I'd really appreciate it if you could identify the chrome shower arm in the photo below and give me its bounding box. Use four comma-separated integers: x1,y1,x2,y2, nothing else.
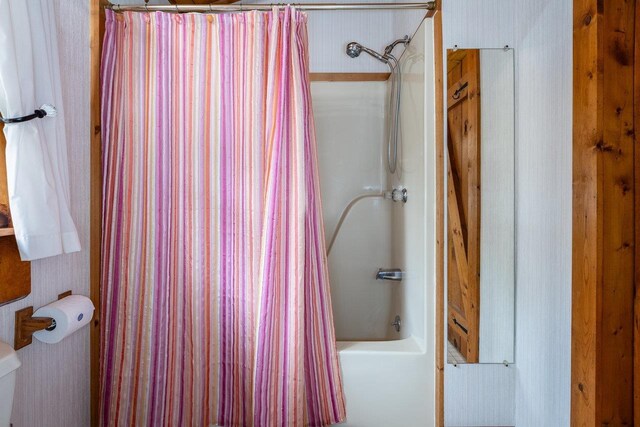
384,35,411,56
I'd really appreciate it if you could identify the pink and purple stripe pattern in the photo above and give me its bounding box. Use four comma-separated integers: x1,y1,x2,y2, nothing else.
100,8,346,426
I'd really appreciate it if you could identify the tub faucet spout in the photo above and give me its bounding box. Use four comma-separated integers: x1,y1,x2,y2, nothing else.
376,268,403,281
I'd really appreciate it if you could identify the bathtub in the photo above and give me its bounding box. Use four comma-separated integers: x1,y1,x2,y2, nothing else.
312,18,436,427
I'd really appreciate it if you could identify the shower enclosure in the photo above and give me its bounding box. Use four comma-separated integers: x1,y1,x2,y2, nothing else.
312,18,437,426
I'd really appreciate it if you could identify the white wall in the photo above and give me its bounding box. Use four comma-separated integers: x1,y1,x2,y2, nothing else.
478,49,515,364
442,0,572,426
313,81,401,341
513,0,572,425
116,0,426,73
0,1,91,426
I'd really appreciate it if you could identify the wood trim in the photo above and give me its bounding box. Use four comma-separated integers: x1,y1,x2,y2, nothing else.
14,307,54,350
433,4,445,426
0,228,14,237
571,0,636,424
599,1,635,420
309,72,390,82
635,2,640,424
90,1,106,426
571,0,602,423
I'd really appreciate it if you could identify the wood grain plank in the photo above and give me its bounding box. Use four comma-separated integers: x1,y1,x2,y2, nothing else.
446,142,470,295
463,50,481,365
572,0,636,424
0,228,15,237
571,0,603,424
446,50,467,73
599,0,635,422
0,236,30,307
444,49,480,364
635,2,640,424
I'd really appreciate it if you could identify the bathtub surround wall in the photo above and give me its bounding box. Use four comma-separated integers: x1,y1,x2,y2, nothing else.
330,19,437,426
0,1,91,426
391,28,432,346
442,0,572,426
313,81,401,341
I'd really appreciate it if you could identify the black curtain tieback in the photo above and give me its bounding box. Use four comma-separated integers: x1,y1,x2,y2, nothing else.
0,104,57,124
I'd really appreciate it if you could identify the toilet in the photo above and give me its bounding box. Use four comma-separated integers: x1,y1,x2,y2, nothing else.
0,341,20,427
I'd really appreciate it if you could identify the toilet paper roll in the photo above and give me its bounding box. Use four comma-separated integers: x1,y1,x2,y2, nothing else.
32,295,95,344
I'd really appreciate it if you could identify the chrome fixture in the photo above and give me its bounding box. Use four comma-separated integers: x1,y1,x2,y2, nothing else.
109,2,437,12
387,187,408,203
376,268,404,281
346,42,390,64
391,315,401,333
345,36,410,174
384,35,411,56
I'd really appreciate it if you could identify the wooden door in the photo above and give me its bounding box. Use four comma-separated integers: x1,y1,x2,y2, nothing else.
446,50,480,363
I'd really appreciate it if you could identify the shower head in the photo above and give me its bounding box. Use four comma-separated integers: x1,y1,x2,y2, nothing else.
346,42,389,64
346,42,362,58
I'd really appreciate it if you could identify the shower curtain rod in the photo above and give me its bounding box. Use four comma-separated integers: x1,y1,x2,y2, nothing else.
107,2,436,12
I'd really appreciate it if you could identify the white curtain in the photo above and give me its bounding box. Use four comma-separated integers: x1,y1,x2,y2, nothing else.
0,0,80,260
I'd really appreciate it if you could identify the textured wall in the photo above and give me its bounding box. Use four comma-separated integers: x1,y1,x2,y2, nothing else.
478,49,515,364
513,0,572,425
0,1,91,426
442,2,518,424
312,81,400,341
442,0,572,426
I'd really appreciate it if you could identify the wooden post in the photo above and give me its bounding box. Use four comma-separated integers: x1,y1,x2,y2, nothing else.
90,1,106,426
572,0,636,424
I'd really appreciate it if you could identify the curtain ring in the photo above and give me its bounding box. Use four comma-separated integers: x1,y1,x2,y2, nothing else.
175,3,179,13
208,3,213,12
144,3,149,12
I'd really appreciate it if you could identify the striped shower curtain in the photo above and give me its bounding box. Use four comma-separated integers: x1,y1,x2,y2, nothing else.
99,8,345,426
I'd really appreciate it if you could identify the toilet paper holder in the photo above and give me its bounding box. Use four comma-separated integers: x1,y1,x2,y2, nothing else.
14,290,72,350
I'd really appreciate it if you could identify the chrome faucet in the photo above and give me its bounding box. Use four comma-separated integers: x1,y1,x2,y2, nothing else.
391,315,401,332
376,268,403,281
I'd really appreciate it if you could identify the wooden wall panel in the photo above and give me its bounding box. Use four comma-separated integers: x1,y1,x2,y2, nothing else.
572,0,636,424
599,1,635,423
635,3,640,424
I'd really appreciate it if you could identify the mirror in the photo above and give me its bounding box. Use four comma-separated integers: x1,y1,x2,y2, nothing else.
445,48,515,364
